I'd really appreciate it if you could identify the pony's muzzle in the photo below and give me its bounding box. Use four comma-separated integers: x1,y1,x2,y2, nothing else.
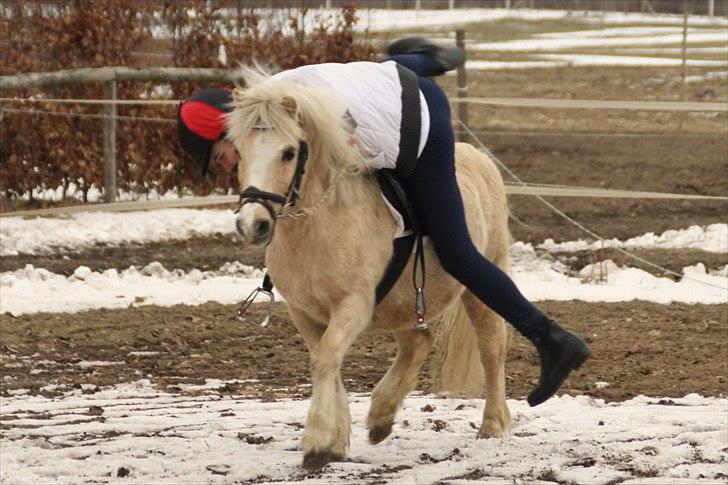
236,207,274,247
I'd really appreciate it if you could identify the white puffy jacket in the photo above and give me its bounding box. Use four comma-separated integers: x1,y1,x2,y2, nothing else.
272,60,430,170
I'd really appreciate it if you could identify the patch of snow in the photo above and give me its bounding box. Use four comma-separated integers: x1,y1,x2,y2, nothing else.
0,382,725,484
25,183,189,204
537,53,727,67
360,9,728,32
471,31,727,51
75,361,124,369
2,248,726,316
541,224,728,253
0,262,268,316
4,207,725,258
617,46,728,55
466,56,728,70
535,26,726,38
510,243,727,305
0,209,236,256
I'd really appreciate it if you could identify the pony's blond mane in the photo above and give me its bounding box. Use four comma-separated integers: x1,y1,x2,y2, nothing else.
226,66,371,205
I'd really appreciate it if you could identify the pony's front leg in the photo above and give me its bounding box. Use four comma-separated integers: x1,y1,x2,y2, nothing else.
302,295,373,471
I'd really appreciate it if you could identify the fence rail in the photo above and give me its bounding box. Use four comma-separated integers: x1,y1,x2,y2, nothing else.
2,184,725,218
0,67,247,91
1,62,726,205
454,97,728,112
0,67,248,203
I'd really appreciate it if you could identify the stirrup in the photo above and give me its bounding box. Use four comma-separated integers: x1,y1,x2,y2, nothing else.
236,285,275,328
414,287,427,330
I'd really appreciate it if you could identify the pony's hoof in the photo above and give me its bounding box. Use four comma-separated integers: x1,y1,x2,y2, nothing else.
368,424,392,444
476,418,511,439
302,449,342,472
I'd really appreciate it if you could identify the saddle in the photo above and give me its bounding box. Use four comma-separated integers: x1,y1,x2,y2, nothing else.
375,169,427,309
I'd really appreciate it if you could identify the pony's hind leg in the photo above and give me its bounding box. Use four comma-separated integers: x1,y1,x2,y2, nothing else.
461,290,512,438
367,328,433,444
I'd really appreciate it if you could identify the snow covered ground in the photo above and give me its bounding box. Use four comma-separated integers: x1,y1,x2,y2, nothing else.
470,31,728,52
359,8,728,32
466,55,727,70
0,209,237,257
540,224,727,253
150,8,728,38
144,8,728,70
3,210,725,257
1,210,726,314
465,22,728,69
1,380,726,484
3,8,726,484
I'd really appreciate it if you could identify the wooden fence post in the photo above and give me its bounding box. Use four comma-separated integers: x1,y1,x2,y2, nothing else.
103,80,117,203
456,29,468,142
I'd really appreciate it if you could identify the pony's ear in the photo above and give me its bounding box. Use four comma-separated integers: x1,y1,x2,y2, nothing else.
232,88,246,103
281,95,300,120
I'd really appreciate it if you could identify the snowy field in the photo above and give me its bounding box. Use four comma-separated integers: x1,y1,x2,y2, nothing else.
358,8,728,31
158,8,728,72
1,380,726,484
365,9,728,70
2,7,727,484
0,210,726,315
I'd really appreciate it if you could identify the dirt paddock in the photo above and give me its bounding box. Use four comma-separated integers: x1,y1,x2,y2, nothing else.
2,299,725,403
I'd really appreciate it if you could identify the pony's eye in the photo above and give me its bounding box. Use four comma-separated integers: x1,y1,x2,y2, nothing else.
282,147,296,162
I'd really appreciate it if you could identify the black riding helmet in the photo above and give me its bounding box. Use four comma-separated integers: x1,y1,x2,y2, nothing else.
177,88,234,176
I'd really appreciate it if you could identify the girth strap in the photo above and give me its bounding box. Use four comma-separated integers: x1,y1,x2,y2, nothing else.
375,170,418,305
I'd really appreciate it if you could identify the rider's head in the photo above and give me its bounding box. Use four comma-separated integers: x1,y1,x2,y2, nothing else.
177,88,239,175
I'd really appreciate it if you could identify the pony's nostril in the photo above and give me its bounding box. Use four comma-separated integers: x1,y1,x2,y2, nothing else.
235,218,245,236
253,219,271,238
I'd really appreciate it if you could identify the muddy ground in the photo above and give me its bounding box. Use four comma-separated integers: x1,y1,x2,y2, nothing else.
2,64,726,405
2,120,725,406
2,300,726,402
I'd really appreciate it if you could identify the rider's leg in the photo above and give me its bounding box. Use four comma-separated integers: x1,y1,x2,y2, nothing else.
385,37,465,76
407,77,543,336
403,77,590,406
384,53,443,78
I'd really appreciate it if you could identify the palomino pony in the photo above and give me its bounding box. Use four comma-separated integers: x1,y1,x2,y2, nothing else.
226,69,512,471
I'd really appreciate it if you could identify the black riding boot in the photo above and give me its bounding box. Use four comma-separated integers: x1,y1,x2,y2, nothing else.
527,318,591,407
386,36,465,75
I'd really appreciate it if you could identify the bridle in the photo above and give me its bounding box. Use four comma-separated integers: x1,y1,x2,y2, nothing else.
236,140,309,224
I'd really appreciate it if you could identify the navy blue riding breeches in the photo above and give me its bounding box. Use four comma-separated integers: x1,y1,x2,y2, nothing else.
386,54,545,339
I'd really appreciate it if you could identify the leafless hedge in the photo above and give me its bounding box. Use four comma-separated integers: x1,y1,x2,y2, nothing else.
0,1,376,202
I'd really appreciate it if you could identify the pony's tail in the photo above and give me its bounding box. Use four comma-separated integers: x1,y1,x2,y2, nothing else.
431,299,484,396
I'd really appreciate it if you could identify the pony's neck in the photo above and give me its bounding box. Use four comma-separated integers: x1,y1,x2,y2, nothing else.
297,138,371,210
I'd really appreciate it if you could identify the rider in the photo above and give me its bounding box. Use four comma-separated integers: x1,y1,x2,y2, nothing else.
177,38,590,407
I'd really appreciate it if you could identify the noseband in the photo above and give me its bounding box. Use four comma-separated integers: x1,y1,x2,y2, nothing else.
236,140,309,222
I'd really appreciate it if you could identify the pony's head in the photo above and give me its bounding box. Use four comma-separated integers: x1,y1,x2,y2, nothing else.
226,68,366,247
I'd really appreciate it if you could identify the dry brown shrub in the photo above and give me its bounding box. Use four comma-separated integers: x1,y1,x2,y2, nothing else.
0,1,376,204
